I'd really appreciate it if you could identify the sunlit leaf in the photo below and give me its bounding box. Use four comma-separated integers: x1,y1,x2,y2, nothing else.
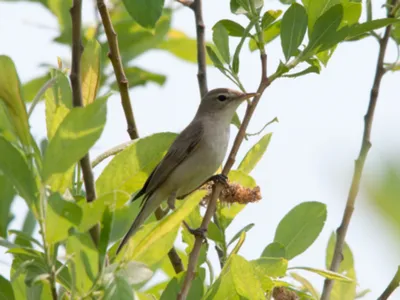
289,266,353,282
81,38,101,106
262,10,283,29
238,133,272,174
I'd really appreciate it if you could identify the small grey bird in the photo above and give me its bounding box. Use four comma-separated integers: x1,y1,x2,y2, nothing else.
116,88,257,254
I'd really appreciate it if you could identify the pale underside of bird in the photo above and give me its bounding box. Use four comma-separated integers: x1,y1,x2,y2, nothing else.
116,88,258,254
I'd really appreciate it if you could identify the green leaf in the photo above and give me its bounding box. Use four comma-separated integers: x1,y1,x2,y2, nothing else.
45,193,82,244
230,0,263,15
0,56,31,145
261,242,287,258
213,23,231,64
228,223,254,246
9,230,42,249
305,0,340,34
99,207,113,267
114,261,153,285
238,133,272,174
0,137,37,208
249,21,281,52
0,101,18,142
96,132,177,207
215,20,247,37
122,0,165,29
262,10,283,29
206,46,226,75
228,231,246,257
161,269,205,300
341,1,361,27
66,232,98,294
111,67,166,90
280,3,308,61
284,65,321,78
304,4,348,56
77,197,106,232
291,272,320,299
0,175,15,238
231,112,241,129
22,74,48,103
121,191,207,265
15,210,36,248
44,69,72,140
42,95,108,181
159,30,212,65
0,275,15,300
289,266,353,282
104,274,133,300
348,18,400,40
81,38,101,106
326,232,356,300
205,254,265,299
251,257,288,290
228,170,257,188
274,201,327,259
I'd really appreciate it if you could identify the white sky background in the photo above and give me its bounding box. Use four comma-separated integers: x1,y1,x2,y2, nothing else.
1,0,400,299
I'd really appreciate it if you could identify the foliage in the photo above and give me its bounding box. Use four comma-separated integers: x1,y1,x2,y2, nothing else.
0,0,399,299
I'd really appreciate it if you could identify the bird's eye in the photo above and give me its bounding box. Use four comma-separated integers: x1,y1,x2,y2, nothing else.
217,95,227,101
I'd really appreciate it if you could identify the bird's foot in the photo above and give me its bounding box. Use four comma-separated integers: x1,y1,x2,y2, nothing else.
209,174,229,187
183,221,207,242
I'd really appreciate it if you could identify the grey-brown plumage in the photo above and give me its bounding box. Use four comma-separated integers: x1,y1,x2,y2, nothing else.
116,88,257,254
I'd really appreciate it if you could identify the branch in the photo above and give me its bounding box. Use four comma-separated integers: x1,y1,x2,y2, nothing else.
96,0,139,139
70,0,99,245
177,0,208,98
320,2,397,299
377,266,400,300
91,140,135,168
178,9,270,298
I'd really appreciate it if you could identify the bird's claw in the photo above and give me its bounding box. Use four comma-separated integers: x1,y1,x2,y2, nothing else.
210,174,229,187
183,221,208,243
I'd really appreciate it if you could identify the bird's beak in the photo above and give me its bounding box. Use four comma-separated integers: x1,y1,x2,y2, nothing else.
237,92,259,101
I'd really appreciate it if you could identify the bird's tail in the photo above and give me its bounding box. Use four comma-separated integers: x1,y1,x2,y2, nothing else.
116,193,162,255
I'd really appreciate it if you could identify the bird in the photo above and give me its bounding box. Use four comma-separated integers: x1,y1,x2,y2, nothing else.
116,88,258,254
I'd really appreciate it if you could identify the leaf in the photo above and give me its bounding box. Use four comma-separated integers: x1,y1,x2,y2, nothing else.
122,191,207,264
284,65,320,78
206,46,226,75
0,137,37,208
262,10,283,29
274,201,327,259
111,67,166,90
280,3,308,61
291,272,320,299
0,175,15,238
238,133,272,174
289,266,353,282
261,242,287,258
104,275,134,300
305,0,340,34
231,112,241,129
0,275,15,300
348,18,400,40
14,210,36,248
42,95,108,181
229,231,246,257
122,0,165,29
341,1,361,27
228,223,254,246
159,30,212,65
77,197,106,232
251,257,287,290
96,132,177,207
99,207,113,267
45,193,82,244
230,0,263,15
117,261,153,285
0,56,31,145
215,20,247,37
249,21,281,51
22,74,48,103
213,23,231,64
66,232,98,295
161,269,205,300
205,255,265,299
81,38,101,106
228,170,257,188
8,230,42,249
304,4,348,56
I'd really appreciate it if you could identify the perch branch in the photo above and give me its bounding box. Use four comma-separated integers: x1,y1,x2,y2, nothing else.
96,0,183,274
177,0,208,98
377,266,400,300
70,0,99,245
320,2,398,299
178,5,270,296
96,0,139,139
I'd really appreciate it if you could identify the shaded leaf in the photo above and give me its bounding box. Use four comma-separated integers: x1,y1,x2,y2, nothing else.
122,0,165,29
0,275,15,300
213,23,231,63
0,175,15,238
112,67,166,90
22,74,48,103
261,242,287,258
291,272,320,299
104,275,133,300
228,223,254,246
215,20,247,37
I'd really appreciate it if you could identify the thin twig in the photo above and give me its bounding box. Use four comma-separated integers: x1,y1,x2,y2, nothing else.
178,5,270,298
320,2,398,299
28,77,57,117
96,0,139,139
91,140,135,168
177,0,208,98
377,266,400,300
70,0,99,246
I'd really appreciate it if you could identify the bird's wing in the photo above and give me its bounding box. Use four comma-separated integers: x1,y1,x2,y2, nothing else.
132,120,204,204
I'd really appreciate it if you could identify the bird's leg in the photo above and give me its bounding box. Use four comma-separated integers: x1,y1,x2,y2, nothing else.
208,174,229,187
183,221,207,242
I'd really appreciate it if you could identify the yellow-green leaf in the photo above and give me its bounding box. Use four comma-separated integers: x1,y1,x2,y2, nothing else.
288,266,353,282
0,56,30,145
81,39,101,106
238,133,272,174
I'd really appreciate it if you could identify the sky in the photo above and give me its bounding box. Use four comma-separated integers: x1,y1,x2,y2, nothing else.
1,0,400,299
